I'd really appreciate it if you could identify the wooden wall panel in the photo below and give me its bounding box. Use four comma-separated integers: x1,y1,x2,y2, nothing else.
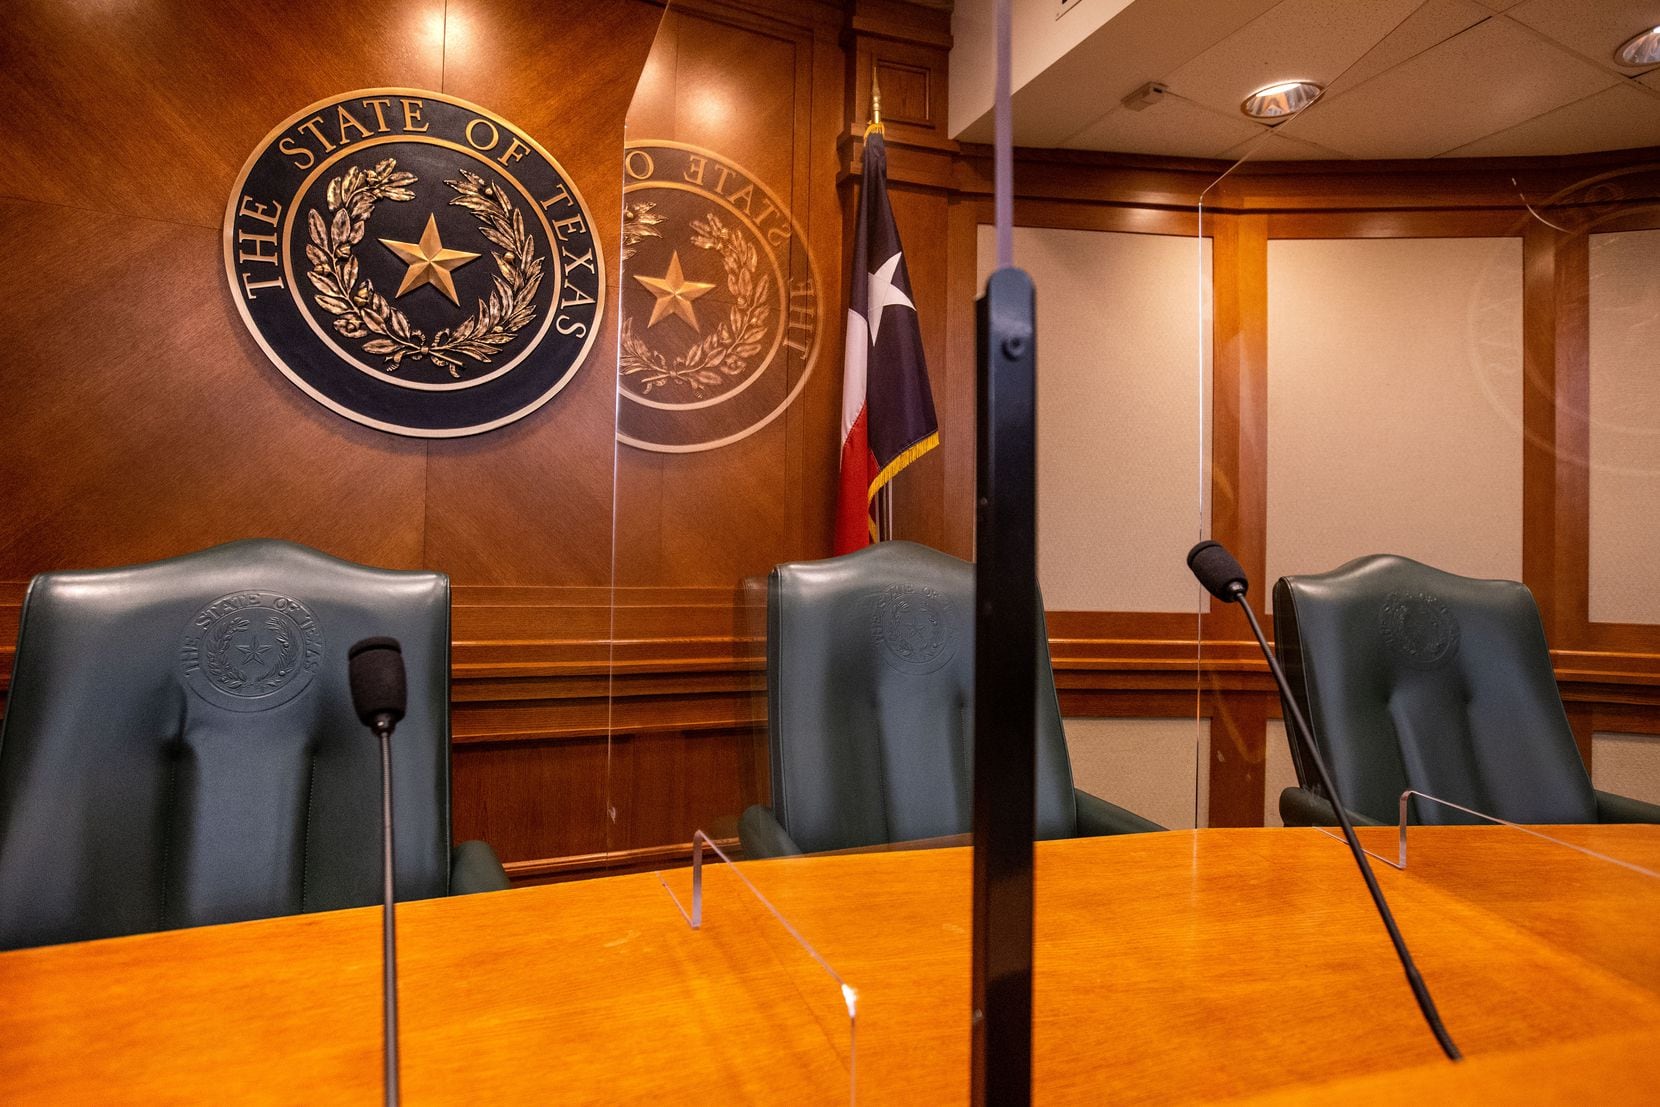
0,0,665,589
611,2,847,590
0,0,447,229
417,0,664,587
451,736,611,870
7,0,1660,876
0,200,431,574
0,0,830,877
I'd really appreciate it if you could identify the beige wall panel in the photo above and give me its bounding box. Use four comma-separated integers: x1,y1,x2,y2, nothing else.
977,225,1212,611
1063,717,1204,830
1266,237,1523,591
1592,732,1660,807
1588,229,1660,625
1264,720,1300,827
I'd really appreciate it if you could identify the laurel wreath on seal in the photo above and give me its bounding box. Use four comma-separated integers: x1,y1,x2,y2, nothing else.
264,617,301,686
620,200,664,262
204,618,251,688
304,160,543,378
203,616,301,692
619,212,772,397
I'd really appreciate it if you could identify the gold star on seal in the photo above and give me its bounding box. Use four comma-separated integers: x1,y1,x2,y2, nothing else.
633,251,716,332
379,214,480,305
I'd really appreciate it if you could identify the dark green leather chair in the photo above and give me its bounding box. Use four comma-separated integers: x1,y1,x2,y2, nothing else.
738,541,1163,858
1272,554,1660,828
0,539,508,951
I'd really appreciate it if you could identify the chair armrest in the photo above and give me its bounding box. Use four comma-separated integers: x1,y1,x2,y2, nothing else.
738,805,803,859
449,839,511,895
1595,789,1660,825
1278,787,1385,828
1074,789,1164,836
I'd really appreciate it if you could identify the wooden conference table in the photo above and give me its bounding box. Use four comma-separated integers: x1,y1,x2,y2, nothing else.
2,826,1658,1103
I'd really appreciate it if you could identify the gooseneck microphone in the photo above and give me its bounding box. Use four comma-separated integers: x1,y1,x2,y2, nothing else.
1186,541,1461,1062
349,637,408,1106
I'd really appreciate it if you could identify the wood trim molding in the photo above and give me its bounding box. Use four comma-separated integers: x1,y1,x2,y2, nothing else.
505,837,742,885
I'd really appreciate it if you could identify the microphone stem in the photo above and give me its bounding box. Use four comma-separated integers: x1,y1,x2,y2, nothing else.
1230,589,1461,1062
380,724,400,1105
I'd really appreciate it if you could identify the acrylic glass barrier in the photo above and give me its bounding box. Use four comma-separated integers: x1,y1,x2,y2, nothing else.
1178,0,1660,1091
972,224,1212,837
1024,2,1660,1098
603,3,968,1099
1332,792,1660,1043
1185,0,1660,835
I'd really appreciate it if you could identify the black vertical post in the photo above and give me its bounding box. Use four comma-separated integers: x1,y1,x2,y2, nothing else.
972,266,1037,1106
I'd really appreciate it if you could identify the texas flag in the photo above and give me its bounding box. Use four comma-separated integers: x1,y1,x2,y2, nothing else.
834,129,939,555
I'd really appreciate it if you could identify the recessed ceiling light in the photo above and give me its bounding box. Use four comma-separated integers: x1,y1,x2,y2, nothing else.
1615,26,1660,67
1241,80,1323,122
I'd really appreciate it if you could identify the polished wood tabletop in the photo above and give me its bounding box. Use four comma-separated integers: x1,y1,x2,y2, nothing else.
1,826,1656,1104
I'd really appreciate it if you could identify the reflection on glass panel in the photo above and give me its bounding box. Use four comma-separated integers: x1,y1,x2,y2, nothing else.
607,2,962,1099
609,1,819,870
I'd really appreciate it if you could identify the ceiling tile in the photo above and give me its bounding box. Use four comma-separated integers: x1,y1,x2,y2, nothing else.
1164,0,1424,119
1506,0,1660,75
1332,0,1495,92
1218,130,1351,162
1061,96,1268,158
960,0,1282,146
1286,16,1621,157
1441,82,1660,156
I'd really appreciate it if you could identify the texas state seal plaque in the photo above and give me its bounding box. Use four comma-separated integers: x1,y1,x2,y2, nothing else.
224,89,603,437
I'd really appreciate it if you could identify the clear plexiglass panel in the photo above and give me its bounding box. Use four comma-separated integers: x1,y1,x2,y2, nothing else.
604,2,961,1099
1182,0,1660,1088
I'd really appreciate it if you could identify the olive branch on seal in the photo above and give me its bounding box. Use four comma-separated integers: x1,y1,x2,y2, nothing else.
305,160,543,378
265,617,300,687
620,213,772,397
621,200,664,262
205,618,251,689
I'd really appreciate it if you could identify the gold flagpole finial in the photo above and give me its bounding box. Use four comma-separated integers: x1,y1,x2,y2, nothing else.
867,68,884,136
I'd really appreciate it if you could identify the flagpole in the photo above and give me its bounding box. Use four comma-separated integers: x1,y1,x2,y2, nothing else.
870,69,889,543
836,64,935,556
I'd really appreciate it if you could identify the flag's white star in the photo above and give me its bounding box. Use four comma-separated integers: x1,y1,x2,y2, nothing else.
865,251,915,346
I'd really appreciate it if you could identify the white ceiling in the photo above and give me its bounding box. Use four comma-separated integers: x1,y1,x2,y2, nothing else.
951,0,1660,160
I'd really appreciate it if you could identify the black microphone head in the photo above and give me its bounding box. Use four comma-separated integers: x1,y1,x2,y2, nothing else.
348,637,406,730
1186,540,1248,601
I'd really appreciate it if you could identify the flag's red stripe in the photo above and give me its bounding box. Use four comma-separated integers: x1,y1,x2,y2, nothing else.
833,406,876,554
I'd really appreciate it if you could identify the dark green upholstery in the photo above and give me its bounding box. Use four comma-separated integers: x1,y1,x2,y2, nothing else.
0,539,507,951
1273,554,1660,827
739,541,1162,858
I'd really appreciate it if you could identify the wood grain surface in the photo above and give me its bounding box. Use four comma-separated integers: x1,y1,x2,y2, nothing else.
2,828,1657,1104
